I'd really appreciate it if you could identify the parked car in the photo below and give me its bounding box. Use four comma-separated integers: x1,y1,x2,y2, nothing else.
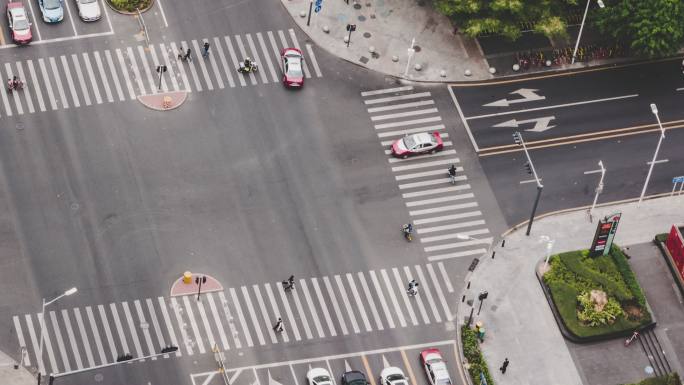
341,371,369,385
6,2,32,45
420,349,452,385
390,132,443,158
38,0,63,23
75,0,100,21
280,47,304,88
307,367,333,385
379,367,409,385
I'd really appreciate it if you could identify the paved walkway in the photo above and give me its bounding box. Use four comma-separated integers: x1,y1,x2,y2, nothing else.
281,0,492,82
0,349,34,385
458,195,684,385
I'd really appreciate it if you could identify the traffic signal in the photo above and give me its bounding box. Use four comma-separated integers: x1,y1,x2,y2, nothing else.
524,162,533,174
512,132,522,145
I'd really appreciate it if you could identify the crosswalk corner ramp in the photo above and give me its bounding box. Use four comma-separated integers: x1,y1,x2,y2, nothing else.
170,272,225,297
138,91,188,111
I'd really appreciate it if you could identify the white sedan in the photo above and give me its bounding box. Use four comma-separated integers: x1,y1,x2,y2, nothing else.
75,0,101,21
307,367,333,385
379,367,408,385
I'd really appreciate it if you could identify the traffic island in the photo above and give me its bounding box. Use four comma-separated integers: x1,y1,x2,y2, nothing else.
170,271,224,297
138,91,188,111
538,244,654,343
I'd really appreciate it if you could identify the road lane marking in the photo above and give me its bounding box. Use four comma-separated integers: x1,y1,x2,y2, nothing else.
264,283,290,342
311,278,336,337
253,284,277,344
357,272,383,330
467,93,639,121
234,35,257,85
13,316,29,366
72,54,92,104
402,184,471,198
322,276,349,335
191,39,215,90
169,42,192,92
157,297,182,356
134,300,156,358
114,49,136,99
213,36,236,87
25,315,43,372
414,266,441,322
400,350,417,385
447,85,478,152
48,57,68,109
369,270,394,328
361,355,376,385
392,268,418,326
305,44,322,77
371,108,439,121
427,248,486,262
49,310,70,371
380,269,406,327
26,60,46,111
276,282,301,340
59,55,80,107
224,36,247,87
409,201,478,216
218,292,242,349
206,293,229,350
437,262,454,293
61,310,83,369
395,167,461,181
426,264,453,320
346,273,372,332
334,275,360,333
97,305,117,361
300,280,325,338
121,302,144,358
15,62,34,113
246,33,268,83
377,124,446,138
170,297,194,355
290,282,313,339
403,267,429,324
82,52,104,103
361,86,413,97
148,45,169,92
196,299,217,352
146,298,167,350
256,32,278,82
413,210,482,225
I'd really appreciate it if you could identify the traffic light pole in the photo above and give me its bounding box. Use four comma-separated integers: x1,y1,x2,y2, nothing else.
513,132,543,236
307,1,313,26
526,185,543,236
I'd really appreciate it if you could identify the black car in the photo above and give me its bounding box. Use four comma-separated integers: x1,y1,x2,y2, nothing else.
342,371,369,385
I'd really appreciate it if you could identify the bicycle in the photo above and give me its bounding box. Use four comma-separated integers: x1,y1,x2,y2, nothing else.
624,330,639,347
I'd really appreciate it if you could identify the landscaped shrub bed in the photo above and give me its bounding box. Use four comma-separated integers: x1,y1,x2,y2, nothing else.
622,372,681,385
543,244,652,338
108,0,153,12
461,325,494,385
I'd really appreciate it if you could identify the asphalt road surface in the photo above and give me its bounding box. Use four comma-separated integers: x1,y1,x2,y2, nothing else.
449,59,684,225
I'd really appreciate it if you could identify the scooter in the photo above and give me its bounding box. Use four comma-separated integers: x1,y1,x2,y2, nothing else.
238,61,259,74
402,224,413,242
7,79,23,93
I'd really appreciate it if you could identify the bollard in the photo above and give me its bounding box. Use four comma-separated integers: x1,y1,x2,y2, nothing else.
183,271,192,284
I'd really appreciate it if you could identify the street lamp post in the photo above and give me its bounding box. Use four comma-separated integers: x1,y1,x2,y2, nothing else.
584,160,606,222
572,0,605,64
639,103,667,204
404,37,416,77
37,287,77,385
513,132,544,236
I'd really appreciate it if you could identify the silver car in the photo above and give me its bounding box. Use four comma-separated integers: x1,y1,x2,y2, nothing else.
76,0,100,21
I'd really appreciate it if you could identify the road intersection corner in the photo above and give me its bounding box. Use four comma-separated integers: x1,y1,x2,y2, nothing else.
138,90,188,111
170,272,224,297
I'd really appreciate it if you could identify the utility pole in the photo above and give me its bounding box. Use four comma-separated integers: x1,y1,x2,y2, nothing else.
156,65,167,91
513,131,544,236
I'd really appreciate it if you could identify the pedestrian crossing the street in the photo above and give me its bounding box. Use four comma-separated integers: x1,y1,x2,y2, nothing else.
361,86,493,261
12,262,455,376
0,28,322,119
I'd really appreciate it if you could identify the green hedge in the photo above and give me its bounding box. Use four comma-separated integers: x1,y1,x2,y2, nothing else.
461,325,494,385
109,0,153,12
543,245,651,338
622,372,681,385
654,233,669,243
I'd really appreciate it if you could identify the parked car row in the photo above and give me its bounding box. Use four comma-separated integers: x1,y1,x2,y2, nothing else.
6,0,101,45
305,349,452,385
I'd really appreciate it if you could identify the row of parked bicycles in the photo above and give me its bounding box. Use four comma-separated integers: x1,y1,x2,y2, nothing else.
514,43,627,71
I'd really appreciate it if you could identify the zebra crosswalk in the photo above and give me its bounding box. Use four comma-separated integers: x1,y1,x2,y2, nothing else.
13,262,455,375
0,28,322,119
361,86,493,261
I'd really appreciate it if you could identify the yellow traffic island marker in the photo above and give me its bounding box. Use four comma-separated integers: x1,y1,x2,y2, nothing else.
138,90,188,111
170,272,224,297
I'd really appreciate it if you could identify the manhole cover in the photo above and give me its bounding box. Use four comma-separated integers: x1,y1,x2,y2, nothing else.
359,56,369,64
71,203,80,211
16,122,24,130
94,373,104,382
358,15,366,21
353,3,361,9
413,45,421,52
363,32,371,38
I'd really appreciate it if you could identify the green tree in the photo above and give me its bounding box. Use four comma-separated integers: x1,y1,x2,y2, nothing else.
594,0,684,58
433,0,580,41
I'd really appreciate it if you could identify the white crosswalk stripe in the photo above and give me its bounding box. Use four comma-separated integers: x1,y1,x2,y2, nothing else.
94,51,115,103
182,40,203,91
115,49,136,100
6,63,23,114
362,86,492,261
82,52,103,104
136,46,157,94
13,316,29,366
60,55,80,107
287,29,312,78
0,65,15,115
126,47,146,96
305,44,323,77
257,32,278,82
204,39,225,89
157,43,179,91
191,39,214,90
213,36,236,88
71,54,91,105
13,263,458,373
24,315,42,372
148,45,169,92
169,42,192,93
37,58,58,110
103,50,126,102
38,313,58,374
224,36,246,87
48,57,68,109
246,33,268,84
234,35,257,85
26,60,46,111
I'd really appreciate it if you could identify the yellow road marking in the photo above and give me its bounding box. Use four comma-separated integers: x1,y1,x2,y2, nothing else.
399,349,417,385
0,26,6,46
361,355,377,385
448,57,680,87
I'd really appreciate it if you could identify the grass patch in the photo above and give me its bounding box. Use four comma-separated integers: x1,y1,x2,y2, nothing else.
655,233,669,243
461,325,494,385
543,244,651,338
622,372,681,385
108,0,153,12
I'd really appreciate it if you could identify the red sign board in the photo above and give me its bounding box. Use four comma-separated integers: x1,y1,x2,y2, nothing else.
589,213,621,257
666,225,684,280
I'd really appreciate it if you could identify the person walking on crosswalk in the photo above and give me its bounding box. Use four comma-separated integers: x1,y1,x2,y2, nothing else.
282,275,295,291
407,279,419,296
202,41,211,57
184,48,192,62
273,317,284,333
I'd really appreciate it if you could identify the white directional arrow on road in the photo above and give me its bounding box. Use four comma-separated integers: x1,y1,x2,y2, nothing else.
268,370,283,385
493,116,556,132
484,88,546,107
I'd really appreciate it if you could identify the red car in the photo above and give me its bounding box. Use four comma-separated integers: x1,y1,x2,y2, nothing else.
391,132,443,159
420,349,452,385
6,2,32,45
281,47,304,88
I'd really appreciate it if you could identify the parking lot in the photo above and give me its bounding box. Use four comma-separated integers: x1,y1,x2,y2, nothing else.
190,340,464,385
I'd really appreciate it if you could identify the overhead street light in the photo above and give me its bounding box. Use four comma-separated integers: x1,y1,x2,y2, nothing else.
584,160,606,222
572,0,606,64
37,287,78,385
639,103,667,204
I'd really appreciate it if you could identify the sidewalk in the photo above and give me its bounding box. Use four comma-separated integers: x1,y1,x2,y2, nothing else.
280,0,492,82
0,349,34,385
458,195,684,385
